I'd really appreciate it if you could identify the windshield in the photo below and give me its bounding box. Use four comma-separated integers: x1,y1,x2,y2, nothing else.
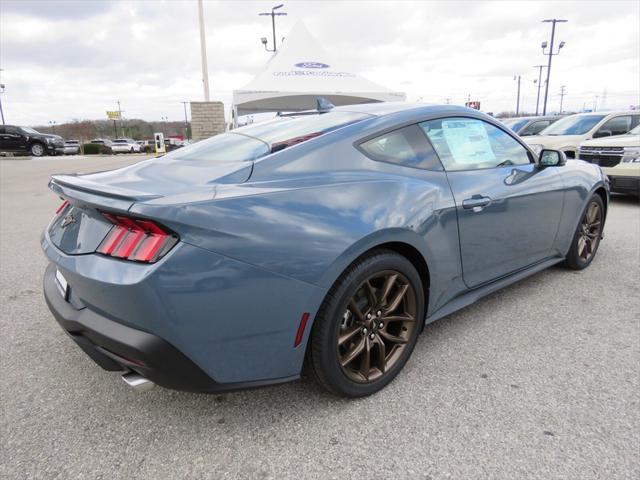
502,118,529,132
541,114,605,135
113,140,127,144
163,111,370,163
21,126,40,134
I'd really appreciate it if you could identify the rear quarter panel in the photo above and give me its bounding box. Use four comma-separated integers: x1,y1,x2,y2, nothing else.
131,133,463,318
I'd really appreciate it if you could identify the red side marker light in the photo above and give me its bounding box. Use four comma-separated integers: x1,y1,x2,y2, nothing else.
55,200,70,214
294,312,311,347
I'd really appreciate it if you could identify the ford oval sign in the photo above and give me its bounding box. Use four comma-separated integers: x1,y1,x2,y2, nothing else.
295,62,330,69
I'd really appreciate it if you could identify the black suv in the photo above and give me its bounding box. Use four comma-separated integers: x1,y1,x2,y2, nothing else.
0,125,65,156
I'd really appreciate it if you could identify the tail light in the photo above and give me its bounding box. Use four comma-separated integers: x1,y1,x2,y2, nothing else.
97,213,178,263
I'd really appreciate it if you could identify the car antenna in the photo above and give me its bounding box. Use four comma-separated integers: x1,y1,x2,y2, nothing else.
316,97,335,113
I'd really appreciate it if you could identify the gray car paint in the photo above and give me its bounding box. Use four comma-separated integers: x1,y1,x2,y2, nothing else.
42,104,608,386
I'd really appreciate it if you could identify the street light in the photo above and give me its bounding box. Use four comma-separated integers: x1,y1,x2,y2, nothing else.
541,19,568,115
259,4,287,52
49,120,56,135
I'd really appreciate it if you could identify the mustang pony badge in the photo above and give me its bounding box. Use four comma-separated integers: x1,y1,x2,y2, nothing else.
60,213,76,228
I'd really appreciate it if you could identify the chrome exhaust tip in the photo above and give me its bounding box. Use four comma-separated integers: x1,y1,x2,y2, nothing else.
121,372,155,392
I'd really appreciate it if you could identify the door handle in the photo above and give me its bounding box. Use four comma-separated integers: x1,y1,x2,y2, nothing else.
462,195,492,211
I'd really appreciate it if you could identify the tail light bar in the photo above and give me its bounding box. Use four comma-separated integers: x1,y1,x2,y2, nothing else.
97,213,178,263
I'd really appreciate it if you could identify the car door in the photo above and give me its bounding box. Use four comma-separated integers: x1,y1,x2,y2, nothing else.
1,126,27,151
420,117,565,288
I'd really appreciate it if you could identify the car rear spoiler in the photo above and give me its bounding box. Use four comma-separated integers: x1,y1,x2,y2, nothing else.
49,174,161,212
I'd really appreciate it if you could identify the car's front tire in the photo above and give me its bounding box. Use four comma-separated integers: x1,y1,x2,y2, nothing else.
563,194,604,270
308,250,425,397
30,142,45,157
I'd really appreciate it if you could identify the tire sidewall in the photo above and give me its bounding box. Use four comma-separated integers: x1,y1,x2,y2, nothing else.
312,251,425,397
30,143,44,157
567,194,604,269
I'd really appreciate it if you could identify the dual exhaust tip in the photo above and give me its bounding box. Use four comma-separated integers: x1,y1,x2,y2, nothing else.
121,372,155,392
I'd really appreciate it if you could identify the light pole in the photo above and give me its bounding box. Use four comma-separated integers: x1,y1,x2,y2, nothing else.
0,83,5,125
541,18,567,115
259,4,287,52
180,101,190,140
513,75,521,115
197,0,211,101
533,65,546,115
49,120,56,135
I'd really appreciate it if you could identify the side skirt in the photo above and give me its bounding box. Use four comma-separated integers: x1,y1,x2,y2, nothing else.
424,256,564,326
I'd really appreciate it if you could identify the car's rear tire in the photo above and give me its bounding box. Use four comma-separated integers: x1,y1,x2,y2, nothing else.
30,143,45,157
563,194,604,270
308,250,425,397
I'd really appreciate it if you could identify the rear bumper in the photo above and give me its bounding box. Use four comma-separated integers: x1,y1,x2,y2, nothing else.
43,263,299,392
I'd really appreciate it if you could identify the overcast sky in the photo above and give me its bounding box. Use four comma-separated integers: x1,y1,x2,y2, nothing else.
1,0,638,126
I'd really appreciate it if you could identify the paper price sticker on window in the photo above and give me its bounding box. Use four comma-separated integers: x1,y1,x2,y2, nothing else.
441,119,496,165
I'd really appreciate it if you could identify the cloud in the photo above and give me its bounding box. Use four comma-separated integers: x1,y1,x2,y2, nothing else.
0,0,638,125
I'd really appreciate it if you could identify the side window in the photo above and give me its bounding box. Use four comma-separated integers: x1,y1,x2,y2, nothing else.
359,124,443,170
597,116,632,136
5,126,19,135
419,117,532,171
523,120,550,136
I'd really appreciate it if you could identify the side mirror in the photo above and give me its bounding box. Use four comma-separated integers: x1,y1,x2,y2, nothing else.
539,149,567,167
593,130,612,138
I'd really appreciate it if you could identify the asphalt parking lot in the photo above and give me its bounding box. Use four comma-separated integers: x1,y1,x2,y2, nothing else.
1,154,638,480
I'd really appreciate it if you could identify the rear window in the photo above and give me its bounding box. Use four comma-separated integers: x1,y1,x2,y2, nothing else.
163,111,370,163
359,125,443,171
164,133,270,162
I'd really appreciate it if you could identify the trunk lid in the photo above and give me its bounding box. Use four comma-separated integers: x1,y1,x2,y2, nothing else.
47,155,253,255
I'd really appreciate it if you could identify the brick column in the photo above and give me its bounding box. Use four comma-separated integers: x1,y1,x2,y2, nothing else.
189,101,226,141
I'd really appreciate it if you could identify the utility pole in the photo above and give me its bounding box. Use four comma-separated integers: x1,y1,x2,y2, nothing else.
259,4,287,52
197,0,211,101
514,75,521,115
559,85,566,113
533,65,545,115
541,19,567,115
180,101,190,140
0,82,5,125
0,69,4,125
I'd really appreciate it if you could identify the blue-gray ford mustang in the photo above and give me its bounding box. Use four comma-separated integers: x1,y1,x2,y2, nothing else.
42,103,608,397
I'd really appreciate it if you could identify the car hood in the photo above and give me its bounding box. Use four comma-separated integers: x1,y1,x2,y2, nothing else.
524,135,584,149
581,135,640,148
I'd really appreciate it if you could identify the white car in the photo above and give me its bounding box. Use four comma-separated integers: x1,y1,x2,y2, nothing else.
111,138,141,154
63,140,80,155
525,111,640,159
579,125,640,197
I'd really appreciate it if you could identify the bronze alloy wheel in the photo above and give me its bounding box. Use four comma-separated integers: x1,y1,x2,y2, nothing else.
337,270,417,383
577,200,602,261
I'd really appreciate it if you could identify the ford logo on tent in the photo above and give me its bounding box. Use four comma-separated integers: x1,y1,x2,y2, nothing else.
295,62,330,69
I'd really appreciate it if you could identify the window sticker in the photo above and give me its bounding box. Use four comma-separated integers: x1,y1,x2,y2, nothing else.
441,119,496,165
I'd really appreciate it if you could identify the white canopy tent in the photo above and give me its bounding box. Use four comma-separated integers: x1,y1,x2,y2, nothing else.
232,22,405,122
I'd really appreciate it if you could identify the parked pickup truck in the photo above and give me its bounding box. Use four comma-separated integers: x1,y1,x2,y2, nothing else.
0,125,65,156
